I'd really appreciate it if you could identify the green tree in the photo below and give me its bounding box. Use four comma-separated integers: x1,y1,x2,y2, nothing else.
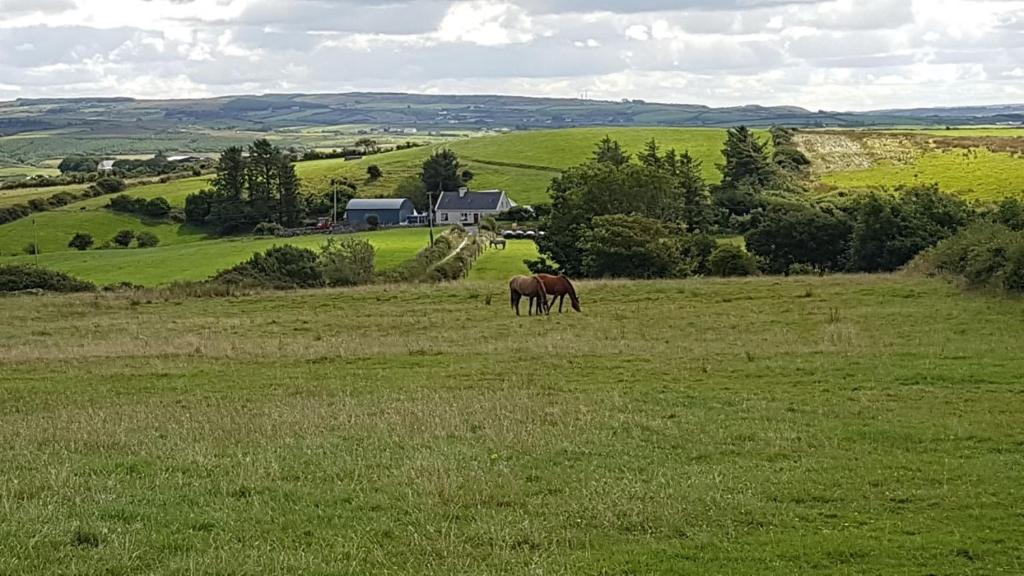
538,161,676,276
395,176,429,213
421,149,463,195
770,126,810,173
582,214,678,278
58,156,98,174
677,151,712,232
745,204,853,274
638,138,662,169
277,158,302,228
719,126,776,191
367,164,383,181
592,136,631,166
213,146,247,200
68,232,94,251
246,139,279,223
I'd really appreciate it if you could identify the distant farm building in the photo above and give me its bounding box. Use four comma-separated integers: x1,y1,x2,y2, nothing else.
98,160,115,172
345,198,415,228
435,189,513,226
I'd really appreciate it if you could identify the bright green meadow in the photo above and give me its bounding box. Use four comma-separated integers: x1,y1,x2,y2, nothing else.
4,227,435,286
1,275,1022,574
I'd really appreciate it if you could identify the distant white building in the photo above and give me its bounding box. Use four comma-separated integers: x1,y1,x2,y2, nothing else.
98,160,115,172
403,128,419,135
434,189,513,227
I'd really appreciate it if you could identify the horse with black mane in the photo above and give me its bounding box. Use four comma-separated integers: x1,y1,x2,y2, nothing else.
536,273,581,313
509,276,550,316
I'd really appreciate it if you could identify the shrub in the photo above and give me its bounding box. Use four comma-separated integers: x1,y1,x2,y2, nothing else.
677,233,719,277
480,216,499,233
0,204,31,225
91,177,127,196
319,237,376,286
582,215,678,279
213,245,324,289
0,265,95,293
367,164,383,180
136,231,160,248
708,245,759,277
366,214,380,230
253,222,285,237
143,197,172,218
918,222,1024,293
525,257,559,275
23,242,40,256
68,232,94,251
787,263,820,276
745,204,852,274
112,229,136,248
848,186,973,272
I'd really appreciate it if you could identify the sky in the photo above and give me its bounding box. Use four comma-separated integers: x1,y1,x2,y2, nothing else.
0,0,1022,110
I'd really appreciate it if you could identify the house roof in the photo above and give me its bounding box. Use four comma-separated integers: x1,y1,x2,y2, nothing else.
345,198,412,211
435,190,505,212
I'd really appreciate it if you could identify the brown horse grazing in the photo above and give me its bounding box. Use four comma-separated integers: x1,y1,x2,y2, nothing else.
509,276,549,316
537,273,581,313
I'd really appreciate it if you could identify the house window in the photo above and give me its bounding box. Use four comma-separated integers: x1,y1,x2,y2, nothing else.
440,213,448,222
461,212,469,221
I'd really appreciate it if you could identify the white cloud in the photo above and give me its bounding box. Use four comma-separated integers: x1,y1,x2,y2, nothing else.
0,0,1023,109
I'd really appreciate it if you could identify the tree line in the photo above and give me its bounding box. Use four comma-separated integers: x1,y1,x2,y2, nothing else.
184,140,302,233
533,127,986,279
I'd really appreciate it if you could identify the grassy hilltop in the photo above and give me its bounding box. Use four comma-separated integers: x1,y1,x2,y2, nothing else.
2,275,1023,573
4,125,1024,286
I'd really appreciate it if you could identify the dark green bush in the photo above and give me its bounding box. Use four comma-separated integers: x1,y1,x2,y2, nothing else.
68,232,95,251
112,229,136,248
746,204,852,274
921,222,1024,292
213,245,324,289
581,214,677,278
0,265,95,293
136,231,160,248
708,245,759,277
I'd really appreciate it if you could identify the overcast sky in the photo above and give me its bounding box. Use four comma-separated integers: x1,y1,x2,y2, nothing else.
0,0,1022,110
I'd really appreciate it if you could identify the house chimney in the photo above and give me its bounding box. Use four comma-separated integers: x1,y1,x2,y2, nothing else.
458,187,468,198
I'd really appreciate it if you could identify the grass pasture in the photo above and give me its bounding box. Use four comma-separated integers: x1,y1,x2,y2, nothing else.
1,275,1023,574
803,130,1024,199
468,239,539,281
4,227,435,286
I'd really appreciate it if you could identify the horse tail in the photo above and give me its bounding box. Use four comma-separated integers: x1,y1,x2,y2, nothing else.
536,276,549,313
509,279,517,310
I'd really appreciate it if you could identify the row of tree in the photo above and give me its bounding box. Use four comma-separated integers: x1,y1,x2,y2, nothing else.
184,140,302,232
535,128,974,279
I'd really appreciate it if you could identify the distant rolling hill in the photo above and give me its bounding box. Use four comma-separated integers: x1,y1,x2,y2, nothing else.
2,93,1022,140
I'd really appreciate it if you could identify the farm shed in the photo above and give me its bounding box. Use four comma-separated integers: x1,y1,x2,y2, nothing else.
435,188,513,226
344,198,415,227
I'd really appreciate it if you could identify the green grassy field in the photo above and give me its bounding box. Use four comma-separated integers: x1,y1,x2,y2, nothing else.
1,275,1023,574
4,227,434,286
468,240,539,281
822,148,1024,199
0,209,206,257
0,166,61,178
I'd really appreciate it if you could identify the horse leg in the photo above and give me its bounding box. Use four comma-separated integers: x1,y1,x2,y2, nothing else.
558,295,565,314
512,292,521,316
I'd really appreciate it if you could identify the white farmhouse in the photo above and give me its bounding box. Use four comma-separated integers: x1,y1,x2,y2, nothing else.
434,188,513,226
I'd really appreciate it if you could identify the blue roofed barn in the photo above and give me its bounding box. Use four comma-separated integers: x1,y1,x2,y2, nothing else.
344,198,415,228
